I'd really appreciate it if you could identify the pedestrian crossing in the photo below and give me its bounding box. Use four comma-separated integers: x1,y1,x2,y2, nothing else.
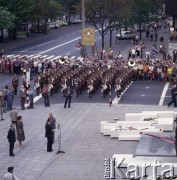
169,42,177,56
5,54,77,61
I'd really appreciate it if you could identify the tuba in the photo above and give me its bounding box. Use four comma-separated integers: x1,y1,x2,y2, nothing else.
59,57,65,64
128,59,136,67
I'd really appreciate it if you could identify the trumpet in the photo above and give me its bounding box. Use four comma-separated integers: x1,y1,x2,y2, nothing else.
128,59,136,67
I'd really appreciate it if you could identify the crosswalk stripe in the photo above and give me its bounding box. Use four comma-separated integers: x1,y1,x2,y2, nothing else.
28,54,36,58
12,55,21,58
42,55,48,58
5,54,80,61
32,55,41,59
70,56,76,60
46,55,55,60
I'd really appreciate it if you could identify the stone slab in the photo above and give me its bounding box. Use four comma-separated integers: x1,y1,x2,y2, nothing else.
135,134,176,157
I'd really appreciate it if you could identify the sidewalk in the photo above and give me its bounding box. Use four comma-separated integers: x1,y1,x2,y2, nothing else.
0,102,174,180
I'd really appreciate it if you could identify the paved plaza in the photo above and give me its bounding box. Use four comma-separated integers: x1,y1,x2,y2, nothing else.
0,102,175,180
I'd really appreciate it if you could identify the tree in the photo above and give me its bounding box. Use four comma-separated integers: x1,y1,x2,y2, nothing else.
86,0,111,58
0,7,15,42
130,0,163,40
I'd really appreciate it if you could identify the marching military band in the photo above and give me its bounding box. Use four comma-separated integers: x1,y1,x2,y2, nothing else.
0,53,176,107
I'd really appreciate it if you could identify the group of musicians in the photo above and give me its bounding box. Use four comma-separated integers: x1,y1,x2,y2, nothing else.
1,54,177,101
0,55,135,99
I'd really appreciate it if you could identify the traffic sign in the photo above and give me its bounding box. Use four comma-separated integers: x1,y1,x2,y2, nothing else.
81,28,95,46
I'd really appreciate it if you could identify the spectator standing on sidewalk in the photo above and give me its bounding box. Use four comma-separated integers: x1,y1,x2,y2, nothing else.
4,167,19,180
16,116,25,147
10,106,18,126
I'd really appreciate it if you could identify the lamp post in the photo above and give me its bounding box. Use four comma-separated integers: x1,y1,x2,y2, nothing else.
81,0,86,57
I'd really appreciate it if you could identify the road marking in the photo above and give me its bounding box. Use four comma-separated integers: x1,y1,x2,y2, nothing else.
34,94,42,103
140,94,146,96
146,86,150,89
38,37,81,54
46,55,55,59
112,81,133,104
33,55,41,58
21,40,55,52
159,82,170,106
38,29,100,55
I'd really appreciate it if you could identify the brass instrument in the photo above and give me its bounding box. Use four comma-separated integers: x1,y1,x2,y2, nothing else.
128,59,136,67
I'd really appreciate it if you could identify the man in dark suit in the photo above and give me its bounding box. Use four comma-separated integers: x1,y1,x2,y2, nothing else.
45,118,54,152
7,124,16,157
168,85,177,107
64,86,73,108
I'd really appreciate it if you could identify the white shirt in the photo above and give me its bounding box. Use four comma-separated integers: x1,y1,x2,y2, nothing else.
4,172,19,180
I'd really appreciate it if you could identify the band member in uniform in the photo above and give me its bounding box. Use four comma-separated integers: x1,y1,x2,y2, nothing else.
12,74,19,95
64,86,73,108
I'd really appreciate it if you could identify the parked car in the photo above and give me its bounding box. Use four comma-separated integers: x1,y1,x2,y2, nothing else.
49,22,60,29
70,18,81,24
115,30,137,40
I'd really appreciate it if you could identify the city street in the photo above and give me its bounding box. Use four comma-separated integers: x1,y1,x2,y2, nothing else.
0,23,175,180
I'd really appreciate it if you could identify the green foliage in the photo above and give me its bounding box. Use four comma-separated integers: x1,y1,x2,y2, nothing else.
0,0,35,23
0,7,15,30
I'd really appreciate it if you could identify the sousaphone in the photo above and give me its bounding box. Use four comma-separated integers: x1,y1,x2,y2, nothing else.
59,57,65,64
128,59,136,67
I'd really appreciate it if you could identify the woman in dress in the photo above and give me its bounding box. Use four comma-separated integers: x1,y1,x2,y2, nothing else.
16,116,25,146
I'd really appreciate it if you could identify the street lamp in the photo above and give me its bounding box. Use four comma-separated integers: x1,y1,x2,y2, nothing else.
81,0,86,57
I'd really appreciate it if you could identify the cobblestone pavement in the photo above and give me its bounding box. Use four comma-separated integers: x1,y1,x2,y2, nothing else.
0,103,175,180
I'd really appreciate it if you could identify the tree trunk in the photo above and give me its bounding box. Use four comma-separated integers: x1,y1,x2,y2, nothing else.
26,24,29,37
0,30,4,43
109,29,112,47
102,34,104,49
37,21,40,33
13,29,16,40
44,19,48,35
139,23,142,41
101,33,104,59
